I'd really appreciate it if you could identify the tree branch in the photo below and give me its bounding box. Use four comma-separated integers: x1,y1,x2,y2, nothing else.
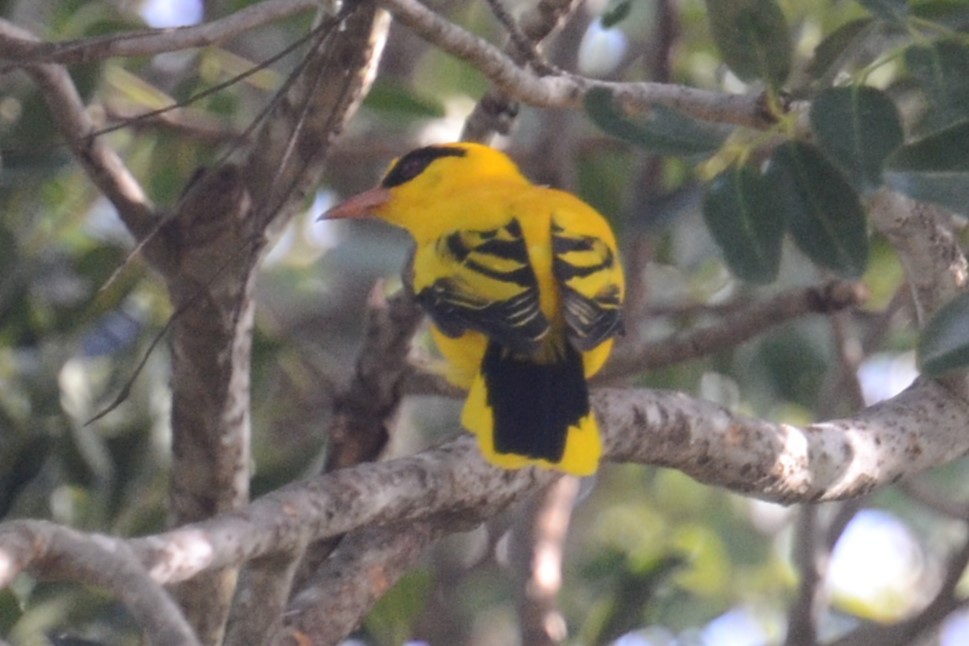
868,190,968,325
0,0,320,66
868,189,969,396
1,18,157,239
220,4,393,640
285,285,424,597
601,378,969,503
376,0,778,128
462,0,581,141
604,280,867,378
2,376,969,642
157,162,257,644
2,376,963,592
511,477,577,646
278,517,452,644
0,521,200,646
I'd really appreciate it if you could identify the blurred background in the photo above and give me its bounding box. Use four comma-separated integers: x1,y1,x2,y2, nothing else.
2,0,969,644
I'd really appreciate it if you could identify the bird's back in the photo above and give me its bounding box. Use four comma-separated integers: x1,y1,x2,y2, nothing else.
417,181,620,387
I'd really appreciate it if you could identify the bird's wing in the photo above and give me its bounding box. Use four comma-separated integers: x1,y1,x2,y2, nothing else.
551,218,624,351
415,218,549,355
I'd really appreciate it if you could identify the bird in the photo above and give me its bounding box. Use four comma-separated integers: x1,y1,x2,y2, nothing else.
322,142,624,475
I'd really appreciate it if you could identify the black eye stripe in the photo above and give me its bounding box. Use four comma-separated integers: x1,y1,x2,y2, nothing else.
380,146,467,188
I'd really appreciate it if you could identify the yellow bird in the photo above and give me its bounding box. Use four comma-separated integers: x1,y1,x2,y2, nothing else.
323,143,624,475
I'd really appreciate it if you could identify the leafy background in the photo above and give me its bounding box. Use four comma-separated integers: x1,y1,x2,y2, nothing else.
2,0,969,643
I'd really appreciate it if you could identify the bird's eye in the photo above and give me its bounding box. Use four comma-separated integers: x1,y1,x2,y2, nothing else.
381,145,467,189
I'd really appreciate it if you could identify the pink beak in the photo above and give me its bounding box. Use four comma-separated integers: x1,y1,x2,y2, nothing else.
319,187,391,220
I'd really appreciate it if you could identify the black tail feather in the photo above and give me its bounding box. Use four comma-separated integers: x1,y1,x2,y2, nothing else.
481,340,589,462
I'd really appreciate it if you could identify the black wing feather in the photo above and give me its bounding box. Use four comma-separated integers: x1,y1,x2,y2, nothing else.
417,219,549,355
551,222,624,351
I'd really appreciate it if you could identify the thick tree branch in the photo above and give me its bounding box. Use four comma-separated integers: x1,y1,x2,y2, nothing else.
601,378,969,502
868,190,968,325
0,521,200,646
868,189,969,398
4,377,967,595
279,515,461,644
2,375,969,643
220,5,392,640
150,3,390,640
160,164,258,644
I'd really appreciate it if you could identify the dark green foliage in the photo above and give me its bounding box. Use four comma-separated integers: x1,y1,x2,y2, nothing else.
810,86,904,192
584,88,726,156
702,165,785,283
919,292,969,375
884,120,969,216
765,142,869,278
703,0,792,88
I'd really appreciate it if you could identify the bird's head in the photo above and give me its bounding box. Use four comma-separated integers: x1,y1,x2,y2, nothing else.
321,142,527,238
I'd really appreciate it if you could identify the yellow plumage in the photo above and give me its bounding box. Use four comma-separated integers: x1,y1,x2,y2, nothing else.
324,143,624,475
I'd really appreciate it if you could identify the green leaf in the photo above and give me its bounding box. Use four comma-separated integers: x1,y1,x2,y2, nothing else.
883,120,969,215
703,0,792,88
364,570,432,646
858,0,909,22
765,141,869,278
363,81,446,120
601,0,632,28
904,39,969,133
806,18,875,81
810,86,903,192
702,166,786,283
584,87,726,155
919,292,969,375
911,0,969,30
0,434,51,518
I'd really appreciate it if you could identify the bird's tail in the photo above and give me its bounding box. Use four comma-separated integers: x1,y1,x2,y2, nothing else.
461,339,602,475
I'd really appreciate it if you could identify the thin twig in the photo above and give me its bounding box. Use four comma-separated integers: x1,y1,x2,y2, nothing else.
378,0,779,128
482,0,558,75
601,280,868,380
0,1,320,66
24,63,156,239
